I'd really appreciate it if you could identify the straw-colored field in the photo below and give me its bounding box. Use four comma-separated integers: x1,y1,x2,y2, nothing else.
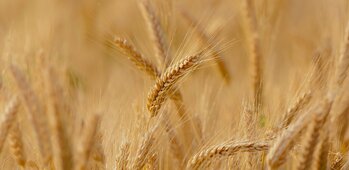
0,0,348,169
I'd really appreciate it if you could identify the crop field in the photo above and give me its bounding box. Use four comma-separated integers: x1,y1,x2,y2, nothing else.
0,0,348,169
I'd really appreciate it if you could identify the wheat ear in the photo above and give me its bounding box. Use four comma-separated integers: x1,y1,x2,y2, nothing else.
146,152,159,170
188,140,269,169
312,131,329,170
111,36,197,145
267,105,315,169
9,122,26,168
296,100,332,170
139,0,169,69
116,142,130,170
132,125,158,170
112,37,159,79
241,0,263,107
44,64,74,170
10,65,53,166
180,10,231,83
147,50,204,117
336,20,349,87
161,114,184,165
0,96,20,153
279,91,312,130
76,113,101,170
330,152,345,170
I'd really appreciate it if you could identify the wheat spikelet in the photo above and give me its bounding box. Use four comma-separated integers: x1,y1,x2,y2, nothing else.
241,0,263,107
116,142,130,170
139,0,169,69
10,65,53,165
336,20,349,87
112,37,159,79
76,113,101,170
188,140,269,169
296,100,332,170
146,152,159,170
180,10,231,83
0,96,19,154
91,131,105,169
331,152,344,170
132,125,158,170
9,122,26,168
26,160,40,170
147,50,204,117
279,91,312,129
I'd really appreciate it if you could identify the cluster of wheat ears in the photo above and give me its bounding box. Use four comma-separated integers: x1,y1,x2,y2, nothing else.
1,0,349,169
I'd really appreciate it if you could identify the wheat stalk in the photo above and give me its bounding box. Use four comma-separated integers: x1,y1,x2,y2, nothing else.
188,140,269,169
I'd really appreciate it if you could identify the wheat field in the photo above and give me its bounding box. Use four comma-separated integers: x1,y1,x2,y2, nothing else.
0,0,348,169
